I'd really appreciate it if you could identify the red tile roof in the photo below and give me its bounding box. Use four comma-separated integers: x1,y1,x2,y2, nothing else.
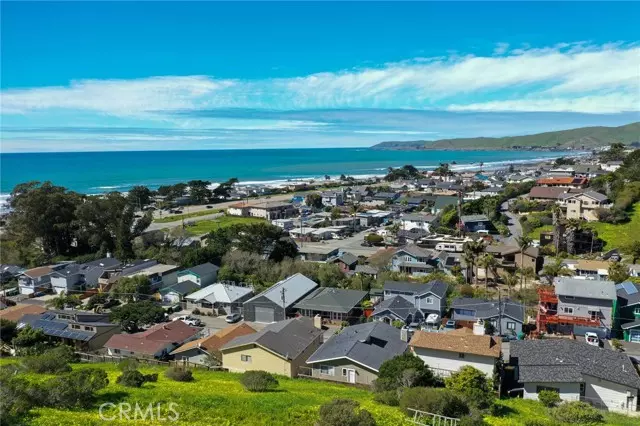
104,320,199,355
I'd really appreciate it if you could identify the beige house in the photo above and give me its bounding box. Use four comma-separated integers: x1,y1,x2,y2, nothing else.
558,190,611,221
220,317,323,378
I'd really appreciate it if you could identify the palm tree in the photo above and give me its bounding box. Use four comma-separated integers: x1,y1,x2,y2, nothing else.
519,266,536,286
462,251,475,285
463,240,485,285
478,253,497,291
541,257,574,285
501,272,519,297
516,236,533,291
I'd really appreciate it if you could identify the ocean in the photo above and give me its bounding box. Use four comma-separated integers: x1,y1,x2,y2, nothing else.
0,148,564,196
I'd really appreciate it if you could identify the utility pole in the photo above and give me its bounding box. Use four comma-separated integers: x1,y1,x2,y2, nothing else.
457,190,464,237
497,289,503,337
280,287,287,321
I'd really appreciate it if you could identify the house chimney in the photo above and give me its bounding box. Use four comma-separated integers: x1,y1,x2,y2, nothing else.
313,314,322,330
400,327,410,342
473,319,485,336
106,252,112,258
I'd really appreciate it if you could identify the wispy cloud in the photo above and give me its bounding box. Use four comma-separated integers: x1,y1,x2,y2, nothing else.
2,43,638,116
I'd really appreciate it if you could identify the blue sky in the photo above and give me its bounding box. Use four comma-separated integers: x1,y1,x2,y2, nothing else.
1,1,638,152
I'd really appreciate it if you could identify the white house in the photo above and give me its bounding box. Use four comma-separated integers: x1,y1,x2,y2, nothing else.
184,282,254,315
511,340,640,413
408,328,501,378
399,214,435,233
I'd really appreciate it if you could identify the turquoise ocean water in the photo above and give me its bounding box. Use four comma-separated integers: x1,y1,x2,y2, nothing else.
0,148,564,196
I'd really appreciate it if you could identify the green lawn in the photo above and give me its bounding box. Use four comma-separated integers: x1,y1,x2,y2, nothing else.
186,216,267,235
153,209,224,223
486,398,638,426
527,203,640,250
5,361,409,426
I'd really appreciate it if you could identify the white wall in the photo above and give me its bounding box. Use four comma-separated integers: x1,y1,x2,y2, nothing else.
523,382,581,402
584,375,638,413
412,347,495,377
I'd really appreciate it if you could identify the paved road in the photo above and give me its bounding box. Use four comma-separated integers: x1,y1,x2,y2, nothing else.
298,228,385,257
501,200,522,244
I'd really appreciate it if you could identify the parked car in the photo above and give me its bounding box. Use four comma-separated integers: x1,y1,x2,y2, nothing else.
585,332,601,347
173,315,201,327
206,205,214,209
225,313,242,323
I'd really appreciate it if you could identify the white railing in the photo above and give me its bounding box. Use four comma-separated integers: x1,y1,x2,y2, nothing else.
407,408,459,426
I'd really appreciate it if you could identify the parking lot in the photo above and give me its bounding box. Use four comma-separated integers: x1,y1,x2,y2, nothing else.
299,228,386,257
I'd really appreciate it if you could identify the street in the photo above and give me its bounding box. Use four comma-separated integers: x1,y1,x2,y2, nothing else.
500,199,523,244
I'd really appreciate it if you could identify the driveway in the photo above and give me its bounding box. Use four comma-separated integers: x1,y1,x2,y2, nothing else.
298,228,384,257
501,200,523,244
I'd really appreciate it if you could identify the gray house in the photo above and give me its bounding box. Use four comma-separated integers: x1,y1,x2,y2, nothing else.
372,280,448,324
294,288,368,322
451,297,525,336
243,273,319,323
50,257,122,295
184,282,254,315
177,262,220,287
306,322,408,385
390,245,436,276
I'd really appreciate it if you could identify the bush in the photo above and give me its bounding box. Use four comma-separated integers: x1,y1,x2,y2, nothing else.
538,389,561,407
399,387,469,418
611,339,623,351
445,366,490,395
460,285,475,297
118,358,139,372
41,368,109,409
373,390,399,406
524,420,552,426
144,373,158,382
551,401,603,424
116,370,147,387
192,308,202,315
239,370,278,392
318,399,376,426
165,367,194,382
22,346,76,374
460,413,487,426
375,353,435,392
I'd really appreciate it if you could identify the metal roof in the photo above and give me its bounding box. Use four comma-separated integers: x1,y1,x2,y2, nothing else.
244,273,319,309
294,288,367,313
554,277,616,300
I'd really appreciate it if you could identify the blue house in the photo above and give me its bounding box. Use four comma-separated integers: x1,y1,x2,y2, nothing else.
391,245,435,276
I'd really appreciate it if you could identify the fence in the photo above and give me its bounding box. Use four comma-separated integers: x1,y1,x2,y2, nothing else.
428,367,455,378
407,408,459,426
75,352,225,371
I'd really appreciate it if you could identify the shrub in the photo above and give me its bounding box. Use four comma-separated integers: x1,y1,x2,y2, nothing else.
165,367,194,382
461,387,493,410
611,339,623,351
460,413,487,426
143,373,158,382
192,308,202,315
460,285,475,297
239,370,278,392
551,401,603,424
375,352,435,392
41,368,109,409
118,358,140,372
318,399,376,426
524,420,553,426
116,370,147,387
22,346,75,374
373,390,399,406
538,389,561,407
399,387,469,418
445,366,490,395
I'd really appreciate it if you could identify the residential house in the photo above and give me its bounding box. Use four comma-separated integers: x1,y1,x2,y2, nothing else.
226,202,251,217
528,186,583,202
272,218,295,230
157,280,200,304
354,264,378,278
615,281,640,343
19,310,120,351
170,323,257,365
294,287,368,322
104,320,200,359
0,264,23,284
356,210,393,227
421,235,473,253
98,259,178,292
397,228,429,245
561,259,612,280
433,182,464,193
0,304,46,322
485,245,543,275
395,195,432,207
372,192,400,203
18,265,55,295
328,252,359,272
431,195,459,214
391,245,436,276
628,264,640,278
570,165,606,179
184,282,254,315
450,298,525,336
506,174,535,184
409,328,501,377
220,317,323,378
399,213,435,233
558,191,611,221
434,251,465,277
321,191,345,207
243,273,319,323
536,177,588,188
537,277,616,338
372,280,448,324
460,214,492,233
177,262,220,287
306,322,408,385
249,202,297,220
50,258,122,295
601,160,623,172
510,340,640,413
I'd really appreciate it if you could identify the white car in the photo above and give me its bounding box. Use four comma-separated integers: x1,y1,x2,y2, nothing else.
585,332,600,347
173,315,201,327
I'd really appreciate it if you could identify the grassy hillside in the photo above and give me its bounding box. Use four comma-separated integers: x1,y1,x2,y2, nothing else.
372,122,639,151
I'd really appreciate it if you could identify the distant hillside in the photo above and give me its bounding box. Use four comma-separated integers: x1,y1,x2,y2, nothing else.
370,122,640,151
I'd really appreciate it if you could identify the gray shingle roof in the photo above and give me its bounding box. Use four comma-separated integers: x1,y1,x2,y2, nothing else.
244,273,319,309
401,214,436,223
221,317,322,360
337,252,358,266
159,280,199,296
460,214,490,223
384,280,448,298
451,297,525,322
555,277,616,300
354,265,378,275
396,245,434,259
511,340,640,389
185,262,219,277
616,281,640,307
294,288,367,313
621,319,640,330
372,295,418,320
306,322,407,372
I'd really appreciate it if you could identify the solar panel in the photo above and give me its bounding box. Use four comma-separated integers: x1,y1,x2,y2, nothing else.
622,281,638,295
615,283,624,290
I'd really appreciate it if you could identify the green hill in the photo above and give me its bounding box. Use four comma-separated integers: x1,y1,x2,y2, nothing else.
371,122,640,151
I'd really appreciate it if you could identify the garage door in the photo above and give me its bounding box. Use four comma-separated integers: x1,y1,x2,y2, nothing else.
630,330,640,343
254,306,275,323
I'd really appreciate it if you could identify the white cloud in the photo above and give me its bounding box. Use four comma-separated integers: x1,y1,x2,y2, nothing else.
353,130,438,135
1,43,638,115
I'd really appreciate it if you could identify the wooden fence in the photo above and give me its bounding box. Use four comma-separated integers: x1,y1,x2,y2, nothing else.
75,352,225,371
407,408,459,426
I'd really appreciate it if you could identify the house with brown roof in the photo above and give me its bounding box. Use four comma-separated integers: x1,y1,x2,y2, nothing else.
18,266,54,295
409,328,501,377
170,323,256,365
104,320,200,359
485,245,543,275
0,304,46,322
536,177,588,188
528,186,583,202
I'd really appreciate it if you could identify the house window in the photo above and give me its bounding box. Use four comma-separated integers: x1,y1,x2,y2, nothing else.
84,326,94,332
507,322,516,330
580,383,585,395
425,297,434,304
113,349,120,354
342,368,348,377
634,307,640,315
565,296,575,300
71,324,81,330
588,310,598,320
562,307,574,314
458,353,465,359
241,355,252,363
319,365,334,376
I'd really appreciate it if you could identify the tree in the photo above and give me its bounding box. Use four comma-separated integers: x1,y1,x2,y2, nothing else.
109,300,165,332
463,241,485,285
515,236,533,290
365,234,384,245
599,142,627,162
187,180,212,204
541,258,574,285
0,319,17,344
375,352,435,392
127,186,152,209
110,275,151,303
501,272,519,297
623,241,640,264
318,399,376,426
608,262,630,284
445,365,490,395
305,193,323,209
331,207,342,220
212,178,238,199
478,253,497,291
45,291,82,310
12,325,47,348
